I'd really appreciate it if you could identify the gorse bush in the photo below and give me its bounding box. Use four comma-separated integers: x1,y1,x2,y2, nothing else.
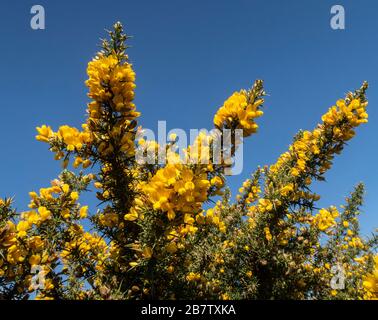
0,22,377,300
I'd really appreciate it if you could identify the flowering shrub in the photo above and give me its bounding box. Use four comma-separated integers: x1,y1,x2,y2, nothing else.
0,22,377,300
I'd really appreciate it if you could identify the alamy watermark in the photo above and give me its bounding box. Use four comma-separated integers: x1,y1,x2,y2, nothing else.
330,5,345,30
135,121,244,175
30,265,46,290
330,264,346,290
30,5,45,30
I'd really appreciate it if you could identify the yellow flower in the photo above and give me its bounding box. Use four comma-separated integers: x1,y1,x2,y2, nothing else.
213,88,264,137
142,163,210,222
85,54,138,122
167,210,176,221
280,183,294,197
7,244,26,264
61,208,70,219
362,255,378,299
290,168,300,177
73,157,83,168
38,206,52,221
94,182,102,189
186,272,201,282
264,227,273,242
28,236,44,251
17,221,31,238
25,211,40,225
258,199,273,213
79,206,88,219
304,177,312,185
57,125,84,151
312,208,338,231
195,213,205,224
166,242,178,254
221,293,230,300
82,159,92,169
44,279,55,291
35,125,53,142
70,191,79,202
142,247,153,259
354,257,365,263
124,207,138,222
28,254,41,266
62,184,70,193
210,176,224,188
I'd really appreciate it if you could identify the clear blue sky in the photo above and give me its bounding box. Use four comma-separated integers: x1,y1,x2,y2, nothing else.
0,0,377,235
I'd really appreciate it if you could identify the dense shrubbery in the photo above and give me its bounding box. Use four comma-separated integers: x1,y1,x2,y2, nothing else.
0,23,377,300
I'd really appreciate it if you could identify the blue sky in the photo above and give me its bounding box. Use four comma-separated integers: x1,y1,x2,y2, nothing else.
0,0,377,235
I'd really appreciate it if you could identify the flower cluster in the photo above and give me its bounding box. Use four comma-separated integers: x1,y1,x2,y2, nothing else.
312,207,339,232
363,255,378,299
86,55,135,110
138,164,210,221
214,80,265,137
